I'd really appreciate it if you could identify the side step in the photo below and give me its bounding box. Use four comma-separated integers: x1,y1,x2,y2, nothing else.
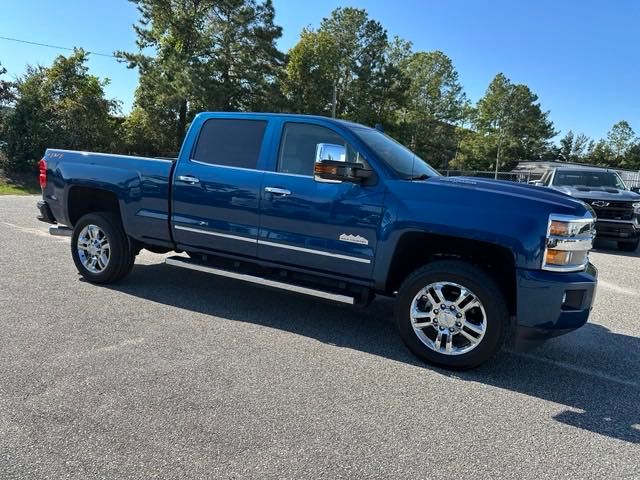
165,256,356,305
49,225,73,237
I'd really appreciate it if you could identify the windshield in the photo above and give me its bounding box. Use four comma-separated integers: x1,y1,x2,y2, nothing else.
553,170,627,189
351,127,440,179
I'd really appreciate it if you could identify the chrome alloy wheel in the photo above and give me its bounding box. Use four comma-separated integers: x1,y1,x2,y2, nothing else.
410,282,487,355
77,224,110,273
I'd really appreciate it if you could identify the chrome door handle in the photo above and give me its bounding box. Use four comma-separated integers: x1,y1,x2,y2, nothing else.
177,175,200,184
264,187,291,196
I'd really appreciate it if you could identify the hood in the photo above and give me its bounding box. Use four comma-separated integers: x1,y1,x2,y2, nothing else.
430,176,588,211
549,185,640,202
385,176,593,270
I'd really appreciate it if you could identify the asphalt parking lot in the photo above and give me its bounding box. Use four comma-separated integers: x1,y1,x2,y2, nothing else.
1,194,639,479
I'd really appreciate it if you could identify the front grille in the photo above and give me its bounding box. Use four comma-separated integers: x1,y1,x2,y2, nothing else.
587,200,635,221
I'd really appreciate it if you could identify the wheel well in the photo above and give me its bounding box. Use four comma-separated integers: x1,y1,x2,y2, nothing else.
67,187,121,226
386,232,517,315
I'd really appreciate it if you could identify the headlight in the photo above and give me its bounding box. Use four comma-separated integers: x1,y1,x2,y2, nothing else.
633,202,640,213
543,214,595,272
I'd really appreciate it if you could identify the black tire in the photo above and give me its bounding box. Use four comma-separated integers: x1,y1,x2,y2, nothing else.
71,212,135,284
617,239,639,252
395,260,509,369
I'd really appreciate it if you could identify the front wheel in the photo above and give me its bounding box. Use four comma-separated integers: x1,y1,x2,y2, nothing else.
618,239,639,252
71,212,135,284
395,260,509,369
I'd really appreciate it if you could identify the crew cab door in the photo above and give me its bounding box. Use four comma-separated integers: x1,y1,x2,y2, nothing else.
258,121,385,279
171,117,270,257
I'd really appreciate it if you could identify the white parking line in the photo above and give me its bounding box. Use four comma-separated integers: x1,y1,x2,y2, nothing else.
0,221,68,242
512,351,640,389
597,279,637,296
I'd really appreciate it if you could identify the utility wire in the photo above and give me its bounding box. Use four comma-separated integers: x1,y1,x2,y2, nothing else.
0,35,117,58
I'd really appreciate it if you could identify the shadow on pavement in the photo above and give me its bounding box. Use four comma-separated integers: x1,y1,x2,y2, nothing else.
592,239,640,257
93,262,640,444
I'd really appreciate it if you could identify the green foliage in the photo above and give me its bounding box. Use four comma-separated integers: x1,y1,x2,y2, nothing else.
558,130,591,162
396,50,468,168
118,0,284,153
283,8,407,127
455,73,556,170
1,50,119,172
2,4,639,175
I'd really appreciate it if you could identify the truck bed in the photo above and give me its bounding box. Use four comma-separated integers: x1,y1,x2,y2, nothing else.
42,149,176,247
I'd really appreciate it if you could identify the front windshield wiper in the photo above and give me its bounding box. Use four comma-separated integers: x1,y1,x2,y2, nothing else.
405,174,429,180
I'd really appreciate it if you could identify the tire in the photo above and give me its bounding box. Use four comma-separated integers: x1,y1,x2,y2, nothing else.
71,212,135,284
395,260,509,369
617,239,639,252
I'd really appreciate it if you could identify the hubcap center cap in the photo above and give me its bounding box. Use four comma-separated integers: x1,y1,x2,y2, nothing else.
438,311,457,328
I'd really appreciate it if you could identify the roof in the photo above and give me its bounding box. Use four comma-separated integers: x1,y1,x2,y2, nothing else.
193,111,371,131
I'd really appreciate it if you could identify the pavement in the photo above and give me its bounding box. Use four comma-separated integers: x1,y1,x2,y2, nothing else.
1,194,639,479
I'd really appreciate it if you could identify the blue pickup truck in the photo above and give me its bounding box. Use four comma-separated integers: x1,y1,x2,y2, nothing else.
37,112,598,368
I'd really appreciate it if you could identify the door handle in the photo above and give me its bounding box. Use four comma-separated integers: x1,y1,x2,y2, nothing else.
264,187,291,196
177,175,200,185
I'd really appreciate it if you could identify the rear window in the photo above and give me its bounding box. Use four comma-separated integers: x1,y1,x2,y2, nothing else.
193,119,267,169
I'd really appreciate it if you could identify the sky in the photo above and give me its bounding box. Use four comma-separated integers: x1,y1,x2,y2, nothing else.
1,0,639,142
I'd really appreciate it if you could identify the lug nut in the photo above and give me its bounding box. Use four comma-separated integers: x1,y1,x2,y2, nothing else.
455,321,462,327
449,327,455,332
439,326,445,331
441,304,446,309
433,309,439,314
450,305,456,311
456,313,462,318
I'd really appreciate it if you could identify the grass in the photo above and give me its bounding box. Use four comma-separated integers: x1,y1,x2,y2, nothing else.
0,171,41,195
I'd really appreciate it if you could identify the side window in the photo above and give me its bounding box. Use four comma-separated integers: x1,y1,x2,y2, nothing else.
193,119,267,169
277,123,362,176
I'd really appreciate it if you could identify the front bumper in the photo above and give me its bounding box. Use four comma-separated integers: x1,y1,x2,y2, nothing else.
37,200,57,224
512,262,597,349
594,219,639,241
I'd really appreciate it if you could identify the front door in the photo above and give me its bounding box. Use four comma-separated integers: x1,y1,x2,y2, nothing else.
172,117,269,258
258,121,385,279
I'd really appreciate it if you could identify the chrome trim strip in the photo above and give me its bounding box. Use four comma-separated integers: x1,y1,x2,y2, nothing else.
174,225,256,243
546,237,594,251
189,159,261,172
174,225,371,264
165,257,356,304
258,239,372,264
596,218,638,224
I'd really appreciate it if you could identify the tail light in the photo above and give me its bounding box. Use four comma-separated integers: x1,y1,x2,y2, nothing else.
39,159,47,190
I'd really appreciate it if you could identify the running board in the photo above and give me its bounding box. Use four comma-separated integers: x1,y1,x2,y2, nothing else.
165,256,356,305
49,225,73,237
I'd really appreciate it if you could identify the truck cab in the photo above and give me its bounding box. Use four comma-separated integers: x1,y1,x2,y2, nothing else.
37,112,598,368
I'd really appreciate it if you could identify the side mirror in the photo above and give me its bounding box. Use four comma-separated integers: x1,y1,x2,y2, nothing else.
630,186,640,194
313,143,372,183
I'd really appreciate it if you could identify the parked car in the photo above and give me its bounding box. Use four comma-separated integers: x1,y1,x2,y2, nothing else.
37,113,597,368
531,166,640,251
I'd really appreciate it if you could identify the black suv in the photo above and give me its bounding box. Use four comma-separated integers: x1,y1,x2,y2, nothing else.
533,166,640,251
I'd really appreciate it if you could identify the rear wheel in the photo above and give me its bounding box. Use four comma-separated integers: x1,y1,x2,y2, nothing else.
71,212,135,284
618,239,639,252
395,260,509,369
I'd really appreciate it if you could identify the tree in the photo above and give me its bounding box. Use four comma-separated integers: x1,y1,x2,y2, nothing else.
118,0,284,152
398,50,469,168
2,50,119,172
607,120,636,158
558,130,590,162
283,7,407,126
457,73,556,170
0,63,17,162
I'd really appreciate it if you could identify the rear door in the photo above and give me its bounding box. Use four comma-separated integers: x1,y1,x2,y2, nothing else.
257,120,385,279
171,117,271,258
